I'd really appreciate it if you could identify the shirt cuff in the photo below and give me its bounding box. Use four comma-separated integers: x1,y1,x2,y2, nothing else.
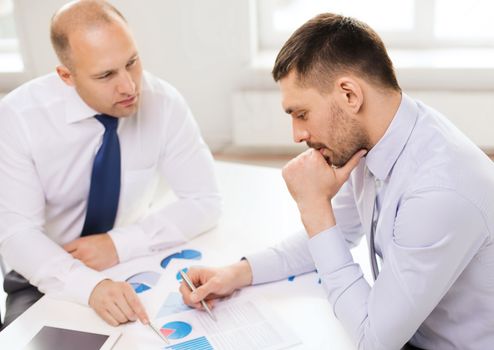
307,225,354,275
244,248,284,285
62,266,107,305
108,224,149,263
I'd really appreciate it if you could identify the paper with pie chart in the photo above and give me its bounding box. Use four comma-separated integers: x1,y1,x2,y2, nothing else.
154,296,300,350
161,249,202,269
160,321,192,339
126,271,161,293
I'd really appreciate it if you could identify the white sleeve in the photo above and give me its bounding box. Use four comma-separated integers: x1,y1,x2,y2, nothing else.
332,177,365,248
246,177,364,285
308,188,487,349
246,230,314,284
0,102,106,305
108,92,221,262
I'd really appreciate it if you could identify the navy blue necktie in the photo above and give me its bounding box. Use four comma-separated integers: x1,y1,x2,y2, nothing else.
81,114,121,236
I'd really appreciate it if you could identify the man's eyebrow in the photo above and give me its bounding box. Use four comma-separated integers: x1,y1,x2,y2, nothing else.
128,53,139,61
91,69,116,78
90,54,139,78
285,105,304,115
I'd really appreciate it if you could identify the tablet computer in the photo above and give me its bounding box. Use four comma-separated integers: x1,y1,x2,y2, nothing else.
23,326,121,350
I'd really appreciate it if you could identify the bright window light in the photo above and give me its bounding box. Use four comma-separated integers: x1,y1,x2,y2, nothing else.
0,0,15,42
258,0,494,50
272,0,414,33
0,0,23,73
435,0,494,42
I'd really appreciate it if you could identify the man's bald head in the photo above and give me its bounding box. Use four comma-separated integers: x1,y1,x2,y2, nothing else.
50,0,127,69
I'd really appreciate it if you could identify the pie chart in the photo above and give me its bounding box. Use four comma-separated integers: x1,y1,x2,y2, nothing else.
160,321,192,340
176,267,188,281
161,249,202,269
126,271,160,294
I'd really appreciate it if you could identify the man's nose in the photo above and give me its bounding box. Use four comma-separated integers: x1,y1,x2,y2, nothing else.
292,120,309,143
117,71,135,95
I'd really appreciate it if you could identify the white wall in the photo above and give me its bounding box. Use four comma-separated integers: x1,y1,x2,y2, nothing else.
9,0,494,152
13,0,257,151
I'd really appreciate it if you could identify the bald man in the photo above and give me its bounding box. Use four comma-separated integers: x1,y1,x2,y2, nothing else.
0,0,221,328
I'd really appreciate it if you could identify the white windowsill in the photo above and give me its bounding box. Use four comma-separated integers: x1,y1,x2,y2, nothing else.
246,48,494,91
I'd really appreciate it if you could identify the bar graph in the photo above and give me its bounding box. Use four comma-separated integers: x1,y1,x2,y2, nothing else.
165,336,213,350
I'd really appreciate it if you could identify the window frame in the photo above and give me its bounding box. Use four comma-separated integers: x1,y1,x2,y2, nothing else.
0,0,29,91
256,0,494,51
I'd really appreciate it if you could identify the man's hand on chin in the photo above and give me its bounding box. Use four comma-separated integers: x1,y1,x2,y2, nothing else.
282,148,366,237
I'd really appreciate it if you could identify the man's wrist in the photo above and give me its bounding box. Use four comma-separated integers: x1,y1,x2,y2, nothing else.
298,200,336,237
89,278,111,306
232,260,253,288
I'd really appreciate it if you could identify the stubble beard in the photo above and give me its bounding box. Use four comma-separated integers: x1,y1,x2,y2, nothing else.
308,103,371,168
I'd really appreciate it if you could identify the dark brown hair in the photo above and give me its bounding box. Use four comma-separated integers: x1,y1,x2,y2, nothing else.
272,13,400,92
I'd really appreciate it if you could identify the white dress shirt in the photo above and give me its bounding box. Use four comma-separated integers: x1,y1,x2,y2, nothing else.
247,94,494,349
0,72,221,305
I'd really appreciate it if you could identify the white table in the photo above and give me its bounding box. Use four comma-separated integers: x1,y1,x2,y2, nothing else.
0,161,368,349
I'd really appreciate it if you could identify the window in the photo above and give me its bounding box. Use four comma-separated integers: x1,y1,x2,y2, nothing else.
0,0,23,73
257,0,494,51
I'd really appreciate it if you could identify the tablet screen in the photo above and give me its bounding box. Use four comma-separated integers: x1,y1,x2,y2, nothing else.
23,326,119,350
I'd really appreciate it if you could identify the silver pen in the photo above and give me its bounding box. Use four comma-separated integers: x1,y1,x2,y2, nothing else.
148,322,170,344
180,270,217,322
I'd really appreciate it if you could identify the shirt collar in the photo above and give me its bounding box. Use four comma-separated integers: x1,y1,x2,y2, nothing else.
365,93,419,181
63,83,100,124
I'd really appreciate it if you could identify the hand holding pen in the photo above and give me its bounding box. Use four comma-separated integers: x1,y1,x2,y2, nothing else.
180,270,217,322
178,262,254,315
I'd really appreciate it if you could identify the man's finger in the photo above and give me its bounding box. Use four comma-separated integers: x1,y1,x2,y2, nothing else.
106,301,129,324
114,292,137,322
179,282,200,308
69,249,81,260
337,149,367,181
179,282,192,301
205,299,215,309
70,249,91,265
123,285,149,324
179,282,203,309
63,240,78,252
99,309,120,327
190,280,217,304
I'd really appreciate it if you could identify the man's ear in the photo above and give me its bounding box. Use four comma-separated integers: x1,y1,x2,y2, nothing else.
56,65,75,86
335,76,363,114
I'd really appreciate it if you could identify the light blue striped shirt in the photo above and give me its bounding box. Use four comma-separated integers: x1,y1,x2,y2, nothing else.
247,94,494,349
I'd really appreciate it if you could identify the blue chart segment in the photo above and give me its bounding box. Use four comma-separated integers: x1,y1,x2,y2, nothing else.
156,292,191,318
165,336,213,350
161,249,202,269
176,267,188,282
160,321,192,340
126,271,160,294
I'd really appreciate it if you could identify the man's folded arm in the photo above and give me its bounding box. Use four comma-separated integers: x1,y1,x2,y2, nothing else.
109,92,222,262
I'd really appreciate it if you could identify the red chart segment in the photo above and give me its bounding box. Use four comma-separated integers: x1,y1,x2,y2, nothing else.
160,321,192,340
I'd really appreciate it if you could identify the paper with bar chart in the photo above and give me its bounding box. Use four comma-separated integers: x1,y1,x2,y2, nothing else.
135,296,300,350
133,293,300,350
